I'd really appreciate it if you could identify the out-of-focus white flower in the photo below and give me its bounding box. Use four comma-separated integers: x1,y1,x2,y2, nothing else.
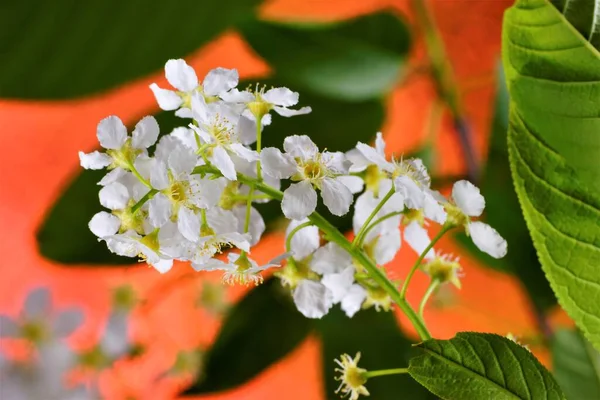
105,229,173,273
446,180,507,259
261,135,353,220
79,115,159,170
150,59,238,118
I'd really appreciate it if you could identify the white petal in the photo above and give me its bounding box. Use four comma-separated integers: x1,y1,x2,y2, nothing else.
273,105,312,117
337,175,364,194
452,180,485,217
170,127,198,151
131,116,160,149
0,315,19,337
151,258,173,274
263,87,299,106
423,191,447,224
89,212,121,238
175,107,193,119
148,193,171,228
150,161,170,190
321,267,355,303
311,242,352,274
53,308,84,338
149,83,182,110
346,148,370,173
220,88,254,103
233,206,265,246
168,145,197,177
98,167,126,186
404,222,435,259
101,310,130,358
282,181,317,220
286,219,320,260
206,207,239,234
24,287,51,319
260,147,297,179
341,285,367,318
212,146,237,180
202,67,239,96
165,59,198,92
469,221,507,259
155,135,184,162
177,207,200,243
293,281,333,319
97,116,127,150
356,141,390,170
230,143,259,162
99,182,130,210
321,177,353,217
236,115,258,145
322,151,349,174
283,135,318,159
189,176,226,209
394,176,425,209
373,230,401,265
79,151,111,170
220,232,251,252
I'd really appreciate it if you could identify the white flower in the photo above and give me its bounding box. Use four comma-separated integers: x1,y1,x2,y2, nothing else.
321,267,366,317
150,59,238,118
221,85,311,120
189,94,258,180
404,220,436,259
232,205,266,246
177,207,251,266
334,352,370,400
197,252,285,285
347,131,386,173
447,180,507,259
79,115,159,170
293,280,333,319
261,135,353,220
311,242,352,275
105,230,173,273
286,219,320,261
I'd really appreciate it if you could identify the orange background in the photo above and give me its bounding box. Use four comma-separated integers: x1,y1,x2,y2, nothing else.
0,1,568,398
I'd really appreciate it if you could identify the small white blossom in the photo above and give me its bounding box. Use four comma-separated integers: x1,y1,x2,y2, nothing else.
221,85,311,120
197,252,286,286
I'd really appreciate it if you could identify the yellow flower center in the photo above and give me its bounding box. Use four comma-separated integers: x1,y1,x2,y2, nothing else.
139,230,160,253
167,181,188,203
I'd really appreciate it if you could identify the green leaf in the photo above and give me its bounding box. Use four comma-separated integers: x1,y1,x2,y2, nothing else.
0,0,260,99
409,332,566,400
549,0,600,49
502,0,600,349
238,11,410,101
39,83,383,265
315,307,435,400
455,66,556,312
552,329,600,399
183,278,311,394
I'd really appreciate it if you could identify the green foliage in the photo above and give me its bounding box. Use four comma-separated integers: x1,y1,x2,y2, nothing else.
0,0,261,99
184,278,311,394
409,332,566,399
315,307,435,400
549,0,600,49
239,12,410,101
552,329,600,399
503,0,600,350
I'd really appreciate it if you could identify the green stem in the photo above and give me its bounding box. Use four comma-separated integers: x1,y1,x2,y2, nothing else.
131,189,158,213
285,221,314,253
243,186,254,233
400,225,451,299
353,186,395,247
191,166,431,340
200,208,208,226
355,211,403,248
128,162,152,189
419,279,440,318
364,368,409,379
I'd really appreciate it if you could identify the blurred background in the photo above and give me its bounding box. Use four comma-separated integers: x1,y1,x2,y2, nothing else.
0,0,577,399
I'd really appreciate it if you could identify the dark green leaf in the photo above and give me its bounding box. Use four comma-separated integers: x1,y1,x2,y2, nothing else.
409,332,566,400
239,11,410,101
552,329,600,399
0,0,260,99
503,0,600,349
183,278,311,394
455,66,556,312
549,0,600,49
316,307,435,400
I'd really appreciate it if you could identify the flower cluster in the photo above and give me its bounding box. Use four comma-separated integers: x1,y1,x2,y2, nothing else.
80,59,507,321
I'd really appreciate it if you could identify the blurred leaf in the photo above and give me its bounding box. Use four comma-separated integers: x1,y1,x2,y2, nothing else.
455,66,556,312
315,307,435,400
552,329,600,399
239,11,410,101
409,332,565,399
0,0,260,99
183,278,311,394
503,0,600,349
